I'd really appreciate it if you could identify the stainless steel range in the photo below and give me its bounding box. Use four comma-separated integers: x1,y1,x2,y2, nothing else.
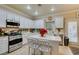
8,32,22,52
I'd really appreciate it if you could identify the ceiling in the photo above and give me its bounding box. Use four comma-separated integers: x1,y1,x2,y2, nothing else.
6,4,79,19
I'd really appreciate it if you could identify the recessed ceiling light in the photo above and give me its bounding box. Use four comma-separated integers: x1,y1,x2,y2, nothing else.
26,5,31,10
51,8,55,11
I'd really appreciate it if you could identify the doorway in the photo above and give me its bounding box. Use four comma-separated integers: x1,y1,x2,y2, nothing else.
65,18,79,55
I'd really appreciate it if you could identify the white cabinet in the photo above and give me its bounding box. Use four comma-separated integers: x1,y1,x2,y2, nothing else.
14,14,20,22
19,17,28,28
14,14,20,25
22,34,28,44
0,7,33,28
0,17,6,27
6,11,15,20
0,8,6,27
19,16,25,28
34,20,40,28
23,18,29,28
0,36,8,54
54,16,64,28
34,19,45,28
27,19,34,28
0,8,21,28
20,16,33,28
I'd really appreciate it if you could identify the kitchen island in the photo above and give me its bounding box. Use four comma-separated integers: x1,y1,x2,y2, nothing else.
27,35,61,55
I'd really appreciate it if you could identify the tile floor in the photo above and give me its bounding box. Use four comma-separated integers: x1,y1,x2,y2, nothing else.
7,44,73,55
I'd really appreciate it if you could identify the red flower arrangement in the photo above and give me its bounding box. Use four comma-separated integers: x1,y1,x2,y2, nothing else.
39,28,48,37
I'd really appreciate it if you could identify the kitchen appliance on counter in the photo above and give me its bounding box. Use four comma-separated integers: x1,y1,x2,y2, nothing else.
8,32,22,53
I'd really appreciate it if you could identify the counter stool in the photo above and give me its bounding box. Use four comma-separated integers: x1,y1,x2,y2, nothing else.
27,38,39,55
38,40,52,55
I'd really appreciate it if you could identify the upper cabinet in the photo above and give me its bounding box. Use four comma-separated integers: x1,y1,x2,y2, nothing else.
27,19,34,28
19,16,33,28
20,18,45,29
0,7,64,29
34,19,45,28
6,11,15,20
14,13,20,26
0,8,6,28
14,14,20,23
19,16,25,28
0,7,33,28
6,10,20,24
53,16,64,28
45,21,55,29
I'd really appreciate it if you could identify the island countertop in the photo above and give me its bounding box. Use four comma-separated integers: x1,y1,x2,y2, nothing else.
28,35,61,42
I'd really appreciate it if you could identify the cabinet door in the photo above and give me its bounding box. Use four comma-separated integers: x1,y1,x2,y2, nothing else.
0,8,6,27
30,20,34,28
6,11,14,20
0,8,6,18
34,19,44,28
38,19,44,28
24,18,29,28
19,17,23,28
1,37,8,53
0,17,6,27
33,20,37,28
0,39,3,53
19,17,25,28
14,14,20,23
34,20,40,28
27,19,34,28
54,16,64,28
31,21,35,28
20,17,33,28
22,35,28,44
0,37,8,54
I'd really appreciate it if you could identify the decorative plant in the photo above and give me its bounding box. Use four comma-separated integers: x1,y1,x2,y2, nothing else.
39,28,47,37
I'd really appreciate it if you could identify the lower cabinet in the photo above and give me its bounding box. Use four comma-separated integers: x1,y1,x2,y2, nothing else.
22,34,28,45
0,36,8,54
